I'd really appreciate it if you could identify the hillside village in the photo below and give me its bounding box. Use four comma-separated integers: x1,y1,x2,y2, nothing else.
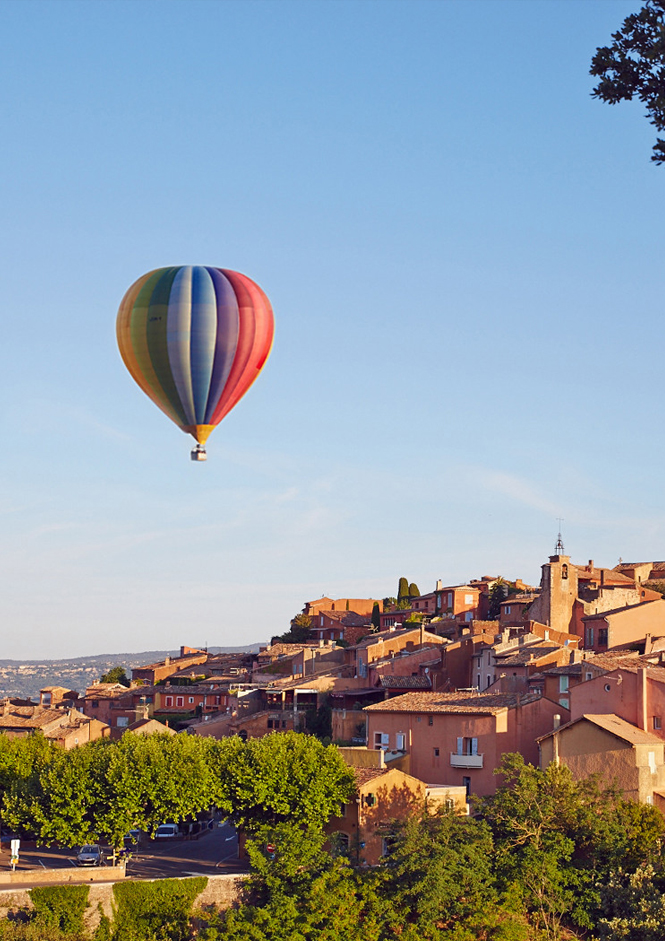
6,542,665,860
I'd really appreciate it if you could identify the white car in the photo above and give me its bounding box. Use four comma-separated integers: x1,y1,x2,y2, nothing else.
153,823,179,839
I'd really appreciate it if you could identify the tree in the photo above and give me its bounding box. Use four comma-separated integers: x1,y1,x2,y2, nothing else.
99,666,130,686
488,579,507,620
408,582,420,599
371,602,381,630
377,809,500,937
397,577,409,601
210,731,355,834
590,0,665,163
479,753,665,938
272,614,312,645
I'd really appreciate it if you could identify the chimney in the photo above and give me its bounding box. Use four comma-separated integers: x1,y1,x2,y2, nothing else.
588,560,594,570
638,668,648,730
552,715,561,765
165,655,171,666
436,579,443,591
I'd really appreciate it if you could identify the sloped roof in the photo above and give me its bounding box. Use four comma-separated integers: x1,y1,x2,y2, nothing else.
581,599,663,622
377,675,432,690
538,713,663,746
364,690,540,715
495,646,562,666
353,767,390,788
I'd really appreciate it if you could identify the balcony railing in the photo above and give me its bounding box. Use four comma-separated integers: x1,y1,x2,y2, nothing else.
450,753,484,769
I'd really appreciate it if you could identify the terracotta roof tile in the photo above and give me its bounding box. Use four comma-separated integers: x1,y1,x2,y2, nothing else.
377,675,432,690
364,690,539,714
353,767,390,787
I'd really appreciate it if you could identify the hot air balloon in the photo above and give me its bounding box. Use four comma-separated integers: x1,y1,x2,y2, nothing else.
116,266,274,461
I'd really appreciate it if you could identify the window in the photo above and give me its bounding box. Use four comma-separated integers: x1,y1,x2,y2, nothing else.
559,698,569,710
374,732,389,750
505,606,511,615
559,676,569,693
189,697,195,704
165,696,173,707
396,733,406,751
433,747,440,757
267,719,274,729
585,672,593,681
456,737,478,756
654,716,662,730
176,696,184,707
487,675,491,688
462,776,471,796
562,564,568,580
477,674,481,688
586,627,595,647
117,717,129,728
598,628,608,646
365,793,376,807
91,700,99,708
428,715,433,726
544,630,550,640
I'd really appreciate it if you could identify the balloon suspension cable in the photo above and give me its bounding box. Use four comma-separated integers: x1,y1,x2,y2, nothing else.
191,444,207,462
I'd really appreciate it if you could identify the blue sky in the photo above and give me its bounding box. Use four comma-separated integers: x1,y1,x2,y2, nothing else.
0,0,661,658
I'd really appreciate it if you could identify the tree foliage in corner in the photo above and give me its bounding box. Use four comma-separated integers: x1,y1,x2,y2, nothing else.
591,0,665,163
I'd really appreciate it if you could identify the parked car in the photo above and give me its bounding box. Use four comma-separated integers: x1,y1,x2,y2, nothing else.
76,844,104,866
123,830,141,845
153,823,180,839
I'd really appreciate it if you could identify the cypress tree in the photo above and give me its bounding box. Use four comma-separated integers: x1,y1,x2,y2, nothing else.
408,582,420,599
398,577,409,600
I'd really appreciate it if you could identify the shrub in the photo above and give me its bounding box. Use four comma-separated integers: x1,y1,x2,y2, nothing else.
29,885,89,935
112,877,207,941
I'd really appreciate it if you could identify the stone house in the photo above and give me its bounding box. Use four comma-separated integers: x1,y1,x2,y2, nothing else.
538,713,665,806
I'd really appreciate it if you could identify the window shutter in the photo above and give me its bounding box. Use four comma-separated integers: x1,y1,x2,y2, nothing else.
471,738,478,755
456,737,463,755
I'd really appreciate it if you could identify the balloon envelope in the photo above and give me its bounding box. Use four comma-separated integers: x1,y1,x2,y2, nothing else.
116,266,274,447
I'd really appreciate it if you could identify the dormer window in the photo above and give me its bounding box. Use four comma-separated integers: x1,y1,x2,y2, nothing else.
561,564,568,580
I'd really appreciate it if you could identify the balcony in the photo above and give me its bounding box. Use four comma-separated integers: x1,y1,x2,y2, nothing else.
450,753,484,769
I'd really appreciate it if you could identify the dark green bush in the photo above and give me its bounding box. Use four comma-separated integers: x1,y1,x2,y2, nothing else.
112,877,207,941
29,885,89,935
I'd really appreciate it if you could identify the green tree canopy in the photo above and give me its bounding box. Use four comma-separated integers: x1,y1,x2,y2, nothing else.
99,666,130,686
591,0,665,163
408,582,420,599
397,577,409,601
272,613,313,645
210,731,355,834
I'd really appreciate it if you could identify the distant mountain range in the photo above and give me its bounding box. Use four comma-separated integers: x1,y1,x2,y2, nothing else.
0,645,265,701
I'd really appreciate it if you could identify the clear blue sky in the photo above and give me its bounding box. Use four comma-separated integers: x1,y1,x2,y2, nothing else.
0,0,659,658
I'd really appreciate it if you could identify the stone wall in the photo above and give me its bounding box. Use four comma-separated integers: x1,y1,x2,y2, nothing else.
0,872,247,934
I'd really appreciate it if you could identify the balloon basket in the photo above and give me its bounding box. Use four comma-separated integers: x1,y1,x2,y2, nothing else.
191,446,207,462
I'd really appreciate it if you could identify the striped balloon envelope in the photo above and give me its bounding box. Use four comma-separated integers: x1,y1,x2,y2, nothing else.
116,266,274,460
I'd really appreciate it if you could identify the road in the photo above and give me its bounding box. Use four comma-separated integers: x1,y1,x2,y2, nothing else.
0,821,246,887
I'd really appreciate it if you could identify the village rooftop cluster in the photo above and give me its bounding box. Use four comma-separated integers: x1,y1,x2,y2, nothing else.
5,542,665,863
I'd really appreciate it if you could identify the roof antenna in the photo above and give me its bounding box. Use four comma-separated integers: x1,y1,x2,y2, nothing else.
554,518,565,556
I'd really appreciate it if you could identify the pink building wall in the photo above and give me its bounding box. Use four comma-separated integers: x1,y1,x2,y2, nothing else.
571,667,665,737
365,697,564,796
